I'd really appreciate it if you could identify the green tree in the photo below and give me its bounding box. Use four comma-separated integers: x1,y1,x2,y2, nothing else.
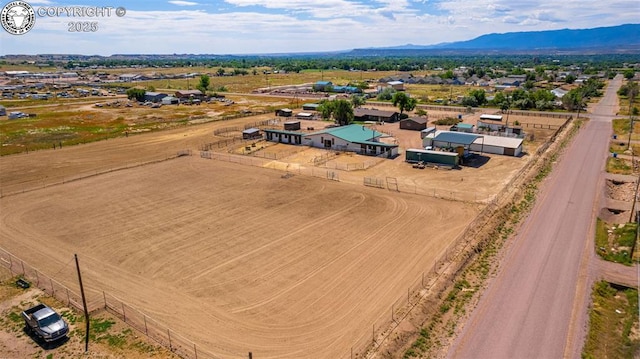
468,89,487,106
351,95,366,108
565,74,577,84
377,87,396,101
126,88,145,102
197,74,210,94
392,92,417,116
333,99,354,126
216,67,225,76
623,69,635,80
318,100,336,120
562,88,585,112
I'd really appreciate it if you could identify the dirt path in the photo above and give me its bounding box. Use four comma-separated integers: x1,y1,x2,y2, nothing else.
447,75,624,359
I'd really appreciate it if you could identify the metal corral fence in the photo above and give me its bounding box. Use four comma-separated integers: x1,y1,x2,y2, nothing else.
0,247,94,312
200,149,491,203
0,150,193,199
0,247,220,359
350,115,575,358
102,292,219,359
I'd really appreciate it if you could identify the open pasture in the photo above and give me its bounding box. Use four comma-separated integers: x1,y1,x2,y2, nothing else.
0,156,478,358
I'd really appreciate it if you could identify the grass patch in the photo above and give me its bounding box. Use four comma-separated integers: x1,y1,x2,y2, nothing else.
582,281,640,359
91,317,115,334
607,157,633,175
595,219,637,266
433,117,461,126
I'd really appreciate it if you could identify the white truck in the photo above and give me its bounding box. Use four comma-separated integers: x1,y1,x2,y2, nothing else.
21,304,69,343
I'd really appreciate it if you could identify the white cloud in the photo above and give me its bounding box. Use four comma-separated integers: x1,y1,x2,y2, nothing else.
168,1,199,6
1,0,638,55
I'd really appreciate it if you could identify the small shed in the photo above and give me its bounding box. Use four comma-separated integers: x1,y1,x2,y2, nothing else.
451,123,475,133
276,108,293,117
400,117,428,131
242,128,261,140
388,80,404,91
144,92,168,103
302,103,320,111
296,112,314,119
161,96,179,105
284,121,301,131
421,127,436,139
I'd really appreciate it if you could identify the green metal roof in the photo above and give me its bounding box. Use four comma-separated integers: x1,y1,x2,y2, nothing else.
434,132,479,146
456,123,474,129
312,124,382,143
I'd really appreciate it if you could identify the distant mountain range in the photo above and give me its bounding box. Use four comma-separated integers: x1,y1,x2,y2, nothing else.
352,24,640,55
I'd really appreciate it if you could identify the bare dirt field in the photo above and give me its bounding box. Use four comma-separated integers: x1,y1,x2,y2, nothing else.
0,104,567,358
0,155,478,358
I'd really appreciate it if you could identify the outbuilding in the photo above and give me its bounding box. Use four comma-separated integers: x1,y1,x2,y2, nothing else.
144,92,168,103
388,80,404,91
296,112,314,119
175,90,204,100
405,149,459,167
400,117,428,131
161,96,179,105
477,114,504,131
302,124,398,158
276,108,293,117
451,123,475,133
265,129,303,144
354,108,400,123
242,128,262,140
284,121,301,131
302,103,320,111
470,135,523,156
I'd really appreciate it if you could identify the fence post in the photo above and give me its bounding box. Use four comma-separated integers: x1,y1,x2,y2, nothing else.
144,315,148,335
50,278,54,295
34,270,39,286
21,260,25,275
122,302,126,322
66,288,70,305
168,329,172,350
194,343,198,359
372,324,375,343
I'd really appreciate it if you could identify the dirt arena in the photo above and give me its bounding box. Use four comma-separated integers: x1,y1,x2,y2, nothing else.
0,108,565,358
0,154,478,358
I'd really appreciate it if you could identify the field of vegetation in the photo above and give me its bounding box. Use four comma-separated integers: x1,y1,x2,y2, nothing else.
582,281,640,359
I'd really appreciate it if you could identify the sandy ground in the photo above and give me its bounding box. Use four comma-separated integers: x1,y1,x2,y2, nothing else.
0,156,478,358
0,107,565,358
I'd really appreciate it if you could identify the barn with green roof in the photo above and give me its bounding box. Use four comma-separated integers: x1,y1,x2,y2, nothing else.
301,124,398,158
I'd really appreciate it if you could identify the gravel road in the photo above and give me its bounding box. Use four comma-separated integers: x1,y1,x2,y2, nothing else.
448,75,624,359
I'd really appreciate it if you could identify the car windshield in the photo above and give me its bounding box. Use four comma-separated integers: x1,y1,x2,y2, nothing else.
38,313,61,327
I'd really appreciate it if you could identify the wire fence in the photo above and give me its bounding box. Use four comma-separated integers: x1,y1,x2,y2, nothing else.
0,115,573,359
102,292,219,359
199,150,491,203
0,150,193,199
0,246,220,359
350,115,575,358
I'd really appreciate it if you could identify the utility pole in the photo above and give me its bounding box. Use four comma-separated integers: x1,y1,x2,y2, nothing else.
75,254,90,352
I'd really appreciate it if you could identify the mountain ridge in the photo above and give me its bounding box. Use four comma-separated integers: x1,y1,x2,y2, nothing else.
354,24,640,53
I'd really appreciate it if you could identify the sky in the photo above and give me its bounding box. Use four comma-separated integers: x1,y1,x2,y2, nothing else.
0,0,639,55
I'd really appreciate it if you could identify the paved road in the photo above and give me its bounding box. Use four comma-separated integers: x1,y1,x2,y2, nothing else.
448,75,625,359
